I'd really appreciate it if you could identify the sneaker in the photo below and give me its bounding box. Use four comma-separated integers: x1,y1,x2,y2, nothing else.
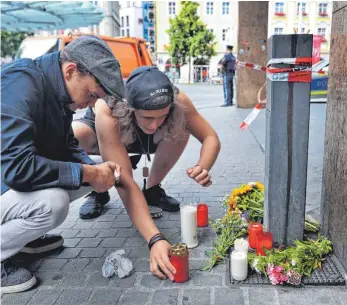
143,184,180,212
20,234,64,254
1,259,37,293
79,191,110,219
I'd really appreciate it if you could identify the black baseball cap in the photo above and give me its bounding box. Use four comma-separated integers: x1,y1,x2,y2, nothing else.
125,66,174,110
65,35,125,101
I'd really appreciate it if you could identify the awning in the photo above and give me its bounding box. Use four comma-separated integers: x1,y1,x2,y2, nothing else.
1,1,105,32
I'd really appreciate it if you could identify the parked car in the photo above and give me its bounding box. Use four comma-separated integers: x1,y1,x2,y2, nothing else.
311,59,329,98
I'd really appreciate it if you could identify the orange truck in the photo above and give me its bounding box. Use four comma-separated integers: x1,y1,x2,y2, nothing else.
15,35,153,78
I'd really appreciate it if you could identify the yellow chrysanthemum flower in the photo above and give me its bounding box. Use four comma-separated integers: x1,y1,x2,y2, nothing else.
255,182,264,192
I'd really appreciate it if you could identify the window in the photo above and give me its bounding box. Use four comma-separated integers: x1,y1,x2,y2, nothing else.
275,2,284,13
121,16,124,27
295,27,306,33
274,27,284,35
318,27,326,38
222,29,227,41
319,3,328,14
206,2,214,15
296,2,307,14
121,29,125,36
222,2,230,15
168,2,176,15
126,16,129,27
126,29,130,37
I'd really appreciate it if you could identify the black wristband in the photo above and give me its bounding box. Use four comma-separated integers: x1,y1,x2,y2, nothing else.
148,233,167,250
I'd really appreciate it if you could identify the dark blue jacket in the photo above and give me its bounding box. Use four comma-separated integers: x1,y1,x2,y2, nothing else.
221,52,236,73
1,52,95,195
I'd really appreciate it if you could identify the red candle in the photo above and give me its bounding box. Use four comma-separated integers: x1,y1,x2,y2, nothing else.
170,243,189,283
197,204,209,227
256,232,273,256
248,222,263,248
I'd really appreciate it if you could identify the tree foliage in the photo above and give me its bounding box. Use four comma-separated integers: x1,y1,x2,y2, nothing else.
1,31,32,58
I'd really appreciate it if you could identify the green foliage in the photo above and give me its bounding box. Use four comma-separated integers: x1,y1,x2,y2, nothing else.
1,30,32,58
166,1,216,67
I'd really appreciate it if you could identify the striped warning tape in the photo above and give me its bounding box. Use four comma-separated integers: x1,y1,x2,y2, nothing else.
236,60,267,72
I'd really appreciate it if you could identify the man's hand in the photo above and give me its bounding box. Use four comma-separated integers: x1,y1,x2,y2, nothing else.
83,162,121,193
150,240,176,281
186,165,212,187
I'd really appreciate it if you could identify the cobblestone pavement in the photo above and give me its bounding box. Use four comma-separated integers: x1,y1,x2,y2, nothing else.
2,85,346,305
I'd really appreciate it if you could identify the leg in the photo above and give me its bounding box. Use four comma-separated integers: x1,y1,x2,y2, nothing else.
223,74,228,104
228,74,234,105
72,121,100,155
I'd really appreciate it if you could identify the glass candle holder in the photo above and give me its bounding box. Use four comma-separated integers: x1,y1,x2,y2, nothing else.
170,243,189,283
197,204,208,227
256,232,273,256
248,222,263,249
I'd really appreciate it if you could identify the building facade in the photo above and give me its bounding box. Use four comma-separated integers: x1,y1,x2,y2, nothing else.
268,1,332,58
120,1,144,38
155,1,239,83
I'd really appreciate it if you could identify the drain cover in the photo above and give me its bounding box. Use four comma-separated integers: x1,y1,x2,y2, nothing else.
228,255,346,286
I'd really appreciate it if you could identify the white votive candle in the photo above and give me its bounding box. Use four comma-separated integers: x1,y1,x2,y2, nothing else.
231,250,248,281
234,238,249,253
180,205,199,248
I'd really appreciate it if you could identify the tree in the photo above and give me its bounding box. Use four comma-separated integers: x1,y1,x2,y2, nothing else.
166,1,216,83
1,31,32,58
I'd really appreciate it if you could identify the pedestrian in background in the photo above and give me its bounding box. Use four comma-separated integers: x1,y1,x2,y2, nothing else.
221,45,236,107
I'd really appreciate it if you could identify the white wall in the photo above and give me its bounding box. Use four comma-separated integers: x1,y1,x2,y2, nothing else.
120,1,143,37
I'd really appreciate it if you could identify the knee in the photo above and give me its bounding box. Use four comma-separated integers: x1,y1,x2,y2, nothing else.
40,188,70,229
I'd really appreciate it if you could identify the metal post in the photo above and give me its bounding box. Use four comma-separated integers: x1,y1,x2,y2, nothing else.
264,34,313,245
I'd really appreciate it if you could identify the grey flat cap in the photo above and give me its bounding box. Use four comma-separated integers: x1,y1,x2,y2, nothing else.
65,35,125,100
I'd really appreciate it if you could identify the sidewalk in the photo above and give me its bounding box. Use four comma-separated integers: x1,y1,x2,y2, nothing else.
2,85,345,305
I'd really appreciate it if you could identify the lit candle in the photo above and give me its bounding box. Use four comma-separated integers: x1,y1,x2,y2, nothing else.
234,238,249,253
197,204,209,227
256,232,273,256
180,205,199,248
231,250,248,281
248,222,263,249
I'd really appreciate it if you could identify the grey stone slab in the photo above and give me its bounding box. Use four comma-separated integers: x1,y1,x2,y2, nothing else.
86,288,122,305
58,222,75,229
107,208,123,215
58,272,88,287
116,214,131,221
84,258,104,272
108,274,136,288
77,238,102,248
112,221,133,228
122,237,146,247
98,229,119,238
57,248,81,259
80,248,106,258
134,259,150,272
189,260,206,271
60,230,80,238
182,289,211,305
38,259,68,272
72,222,94,230
117,291,148,305
97,214,117,222
128,247,150,258
336,290,347,305
61,259,90,272
139,274,163,288
76,230,99,238
54,288,93,305
277,288,337,305
248,288,277,305
189,271,223,286
152,289,179,305
26,288,64,305
100,238,125,248
63,238,81,248
115,229,137,238
1,289,37,305
214,288,244,305
85,271,110,287
93,222,114,229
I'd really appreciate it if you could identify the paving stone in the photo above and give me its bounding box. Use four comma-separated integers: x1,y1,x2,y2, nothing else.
155,221,180,229
72,222,95,229
214,288,244,305
86,288,122,305
277,288,337,305
38,259,68,272
189,271,223,286
182,289,211,305
248,288,277,305
134,259,150,272
98,229,119,238
112,221,133,228
77,238,102,248
1,289,37,305
117,291,148,305
26,288,64,305
116,214,131,221
58,272,88,287
97,214,117,222
152,289,179,305
189,260,206,271
93,222,114,229
54,288,92,305
336,290,347,305
58,222,75,229
76,230,99,238
107,209,123,215
35,272,65,286
61,259,90,272
84,258,104,272
63,238,81,248
123,237,146,247
80,248,106,258
128,247,150,258
85,271,110,287
139,274,163,288
100,238,125,248
108,274,136,288
60,229,80,238
57,248,81,259
115,229,137,238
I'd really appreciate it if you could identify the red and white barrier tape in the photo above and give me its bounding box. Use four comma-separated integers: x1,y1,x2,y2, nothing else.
236,60,267,72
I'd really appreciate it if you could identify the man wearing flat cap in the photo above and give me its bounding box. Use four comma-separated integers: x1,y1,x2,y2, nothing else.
220,45,236,107
1,36,175,293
